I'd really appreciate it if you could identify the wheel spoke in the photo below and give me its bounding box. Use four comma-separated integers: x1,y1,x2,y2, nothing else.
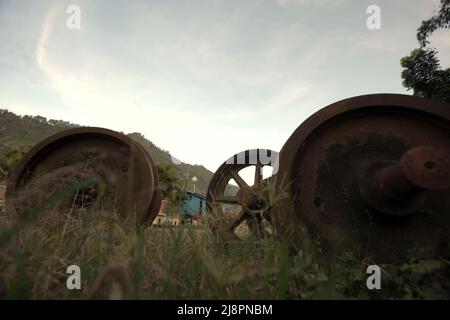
246,213,263,238
229,210,248,231
215,195,239,204
254,164,263,186
230,170,249,189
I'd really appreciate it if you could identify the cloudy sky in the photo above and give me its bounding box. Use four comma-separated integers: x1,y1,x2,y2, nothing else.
0,0,449,173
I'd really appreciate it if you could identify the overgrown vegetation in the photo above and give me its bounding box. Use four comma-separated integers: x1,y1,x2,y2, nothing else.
156,163,188,213
0,149,25,181
0,200,448,299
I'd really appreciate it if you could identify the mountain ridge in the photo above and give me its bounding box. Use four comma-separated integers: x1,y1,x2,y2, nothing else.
0,108,214,195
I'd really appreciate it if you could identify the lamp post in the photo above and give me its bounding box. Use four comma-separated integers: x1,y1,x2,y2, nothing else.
191,176,198,193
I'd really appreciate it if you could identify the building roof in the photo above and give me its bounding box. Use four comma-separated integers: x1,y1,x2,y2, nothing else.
186,191,206,200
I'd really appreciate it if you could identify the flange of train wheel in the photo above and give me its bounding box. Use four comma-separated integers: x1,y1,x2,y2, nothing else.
273,94,450,263
6,127,161,229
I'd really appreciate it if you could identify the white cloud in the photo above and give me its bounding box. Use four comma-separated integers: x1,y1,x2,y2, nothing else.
2,0,433,173
352,37,401,53
275,0,349,8
266,84,310,111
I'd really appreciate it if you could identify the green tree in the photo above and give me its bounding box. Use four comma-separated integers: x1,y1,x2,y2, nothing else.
400,0,450,103
417,0,450,47
0,149,25,180
155,163,187,203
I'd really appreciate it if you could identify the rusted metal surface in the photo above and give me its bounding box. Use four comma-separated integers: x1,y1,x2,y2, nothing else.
400,146,450,191
367,146,450,211
236,187,258,208
6,127,161,227
374,163,419,202
273,94,450,262
206,149,278,237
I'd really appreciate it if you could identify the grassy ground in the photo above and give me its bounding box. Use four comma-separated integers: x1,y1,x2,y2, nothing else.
0,173,449,300
1,203,449,300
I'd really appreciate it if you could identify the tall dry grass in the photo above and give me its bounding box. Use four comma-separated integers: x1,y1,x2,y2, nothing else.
0,180,449,299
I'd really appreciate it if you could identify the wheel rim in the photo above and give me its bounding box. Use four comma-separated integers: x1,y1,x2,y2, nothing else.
6,127,161,227
206,149,279,239
274,94,450,262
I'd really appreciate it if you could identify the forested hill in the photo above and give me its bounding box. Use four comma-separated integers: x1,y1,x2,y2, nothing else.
0,109,214,195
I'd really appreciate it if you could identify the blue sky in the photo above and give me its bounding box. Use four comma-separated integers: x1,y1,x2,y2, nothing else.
0,0,449,173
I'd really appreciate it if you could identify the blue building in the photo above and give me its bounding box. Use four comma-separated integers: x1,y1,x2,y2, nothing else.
182,191,207,216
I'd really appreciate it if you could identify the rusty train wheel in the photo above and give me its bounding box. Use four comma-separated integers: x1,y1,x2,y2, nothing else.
6,127,161,228
206,149,279,239
273,94,450,262
135,139,162,226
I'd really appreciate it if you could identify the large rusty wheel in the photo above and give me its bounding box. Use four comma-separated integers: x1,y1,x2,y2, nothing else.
206,149,279,239
273,94,450,263
6,127,161,227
